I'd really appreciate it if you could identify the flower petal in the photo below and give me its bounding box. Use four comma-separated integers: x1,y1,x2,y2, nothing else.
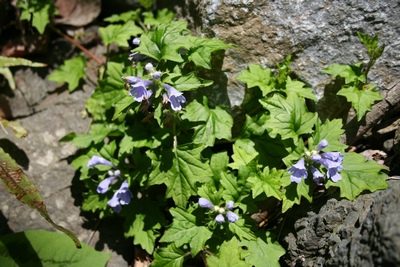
226,211,239,223
225,201,235,210
288,158,308,183
316,139,329,151
97,176,117,194
199,198,214,209
107,193,122,213
215,214,225,223
88,155,114,168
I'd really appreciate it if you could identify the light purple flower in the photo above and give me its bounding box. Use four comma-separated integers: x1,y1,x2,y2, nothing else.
88,155,114,168
152,71,162,80
312,152,343,169
117,180,133,205
288,158,308,183
132,37,140,45
226,211,239,223
199,198,214,209
225,201,234,210
162,84,186,111
122,76,141,85
129,79,154,102
316,139,328,151
107,180,133,213
215,214,225,223
310,166,324,186
107,193,122,213
327,168,342,182
97,174,119,194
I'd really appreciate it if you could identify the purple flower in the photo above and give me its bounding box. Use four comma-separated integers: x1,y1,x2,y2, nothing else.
132,38,140,45
162,84,186,111
316,139,328,151
288,158,308,183
311,152,344,182
215,214,225,223
107,193,122,213
312,152,343,169
310,166,324,186
152,71,162,80
97,170,120,194
225,201,234,210
226,211,239,223
199,198,214,209
129,79,154,102
107,180,133,213
122,76,141,85
88,155,114,168
327,168,342,182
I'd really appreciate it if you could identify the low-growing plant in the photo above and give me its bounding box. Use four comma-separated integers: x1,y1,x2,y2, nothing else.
60,14,388,266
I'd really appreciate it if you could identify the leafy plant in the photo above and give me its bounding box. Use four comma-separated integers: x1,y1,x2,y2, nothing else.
0,230,110,266
323,32,385,120
17,0,57,34
63,17,388,266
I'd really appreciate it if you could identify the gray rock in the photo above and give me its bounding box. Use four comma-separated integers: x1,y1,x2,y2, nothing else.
280,181,400,267
162,0,399,120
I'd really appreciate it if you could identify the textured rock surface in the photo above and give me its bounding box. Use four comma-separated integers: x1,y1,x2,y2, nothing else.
0,44,132,267
162,0,400,117
280,180,400,267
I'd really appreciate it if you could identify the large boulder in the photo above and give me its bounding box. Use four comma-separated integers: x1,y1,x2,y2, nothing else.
161,0,400,116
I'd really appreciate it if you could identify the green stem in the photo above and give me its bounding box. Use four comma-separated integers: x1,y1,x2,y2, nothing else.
173,113,178,149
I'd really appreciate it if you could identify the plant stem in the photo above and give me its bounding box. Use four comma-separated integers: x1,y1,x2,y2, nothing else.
48,24,104,65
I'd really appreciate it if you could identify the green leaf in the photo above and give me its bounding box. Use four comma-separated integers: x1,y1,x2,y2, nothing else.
322,62,365,84
188,36,233,69
228,219,256,241
207,237,250,267
112,94,138,120
173,73,213,92
229,139,258,170
18,1,56,34
260,92,317,143
0,120,28,138
248,167,285,200
103,10,141,23
337,84,382,120
182,97,233,147
326,152,388,200
47,56,86,92
285,77,317,101
357,32,385,60
281,172,313,213
148,144,213,207
0,148,81,248
160,207,212,255
99,21,143,47
0,56,46,68
0,230,111,267
312,118,347,152
122,198,167,254
143,8,175,26
133,21,190,63
237,64,275,96
152,244,186,267
139,0,157,9
240,235,285,267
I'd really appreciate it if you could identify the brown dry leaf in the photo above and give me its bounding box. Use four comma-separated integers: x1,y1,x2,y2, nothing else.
54,0,101,27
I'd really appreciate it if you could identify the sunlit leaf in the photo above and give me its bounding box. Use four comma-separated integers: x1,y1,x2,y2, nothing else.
326,152,388,200
0,230,110,266
47,56,86,92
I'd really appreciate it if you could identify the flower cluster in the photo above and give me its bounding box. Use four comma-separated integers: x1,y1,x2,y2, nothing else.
87,155,133,213
124,37,186,112
198,198,239,223
288,139,344,184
